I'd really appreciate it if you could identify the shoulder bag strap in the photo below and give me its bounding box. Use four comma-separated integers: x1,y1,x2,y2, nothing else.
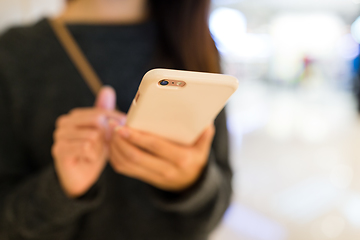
49,18,103,96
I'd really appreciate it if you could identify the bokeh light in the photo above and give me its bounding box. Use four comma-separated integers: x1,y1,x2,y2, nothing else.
209,7,272,61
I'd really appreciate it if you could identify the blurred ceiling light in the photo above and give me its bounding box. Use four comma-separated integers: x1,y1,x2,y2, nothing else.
351,16,360,43
271,13,344,57
210,7,247,52
209,7,272,60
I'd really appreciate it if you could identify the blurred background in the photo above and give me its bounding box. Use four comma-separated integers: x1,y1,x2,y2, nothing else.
1,0,360,239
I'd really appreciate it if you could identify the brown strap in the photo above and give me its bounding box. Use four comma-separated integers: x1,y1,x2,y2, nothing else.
49,18,103,96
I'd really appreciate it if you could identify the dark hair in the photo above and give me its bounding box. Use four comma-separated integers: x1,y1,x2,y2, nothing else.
149,0,220,73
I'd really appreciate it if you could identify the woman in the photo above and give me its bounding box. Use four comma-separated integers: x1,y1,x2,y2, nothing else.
0,0,232,239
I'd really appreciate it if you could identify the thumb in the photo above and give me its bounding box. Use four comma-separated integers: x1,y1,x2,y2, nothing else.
95,86,116,110
195,124,215,150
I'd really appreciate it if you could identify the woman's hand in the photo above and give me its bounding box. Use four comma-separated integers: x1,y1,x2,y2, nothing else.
109,125,215,192
52,87,126,198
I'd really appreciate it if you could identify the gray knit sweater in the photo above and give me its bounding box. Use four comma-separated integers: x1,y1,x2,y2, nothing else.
0,19,232,240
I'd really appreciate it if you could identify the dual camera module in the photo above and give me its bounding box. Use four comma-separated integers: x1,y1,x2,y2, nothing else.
159,79,186,87
160,80,169,86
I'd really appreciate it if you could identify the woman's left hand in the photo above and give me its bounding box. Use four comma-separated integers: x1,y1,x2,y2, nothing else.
109,125,215,192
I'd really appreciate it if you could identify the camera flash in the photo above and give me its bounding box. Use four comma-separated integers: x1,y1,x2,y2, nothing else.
177,82,182,86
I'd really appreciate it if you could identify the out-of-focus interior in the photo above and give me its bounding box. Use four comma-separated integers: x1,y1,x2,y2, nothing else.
1,0,360,239
210,0,360,240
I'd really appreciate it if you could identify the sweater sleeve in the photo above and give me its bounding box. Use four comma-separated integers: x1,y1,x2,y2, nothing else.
0,55,104,240
149,108,233,233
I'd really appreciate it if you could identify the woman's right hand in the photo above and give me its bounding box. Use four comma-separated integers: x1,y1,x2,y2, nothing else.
51,87,125,198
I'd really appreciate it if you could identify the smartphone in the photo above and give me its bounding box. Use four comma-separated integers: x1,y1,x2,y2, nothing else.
126,68,238,145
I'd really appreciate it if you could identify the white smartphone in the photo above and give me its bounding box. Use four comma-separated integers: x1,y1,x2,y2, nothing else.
126,69,238,145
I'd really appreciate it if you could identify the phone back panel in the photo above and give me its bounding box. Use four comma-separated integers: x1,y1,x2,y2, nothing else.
126,69,238,145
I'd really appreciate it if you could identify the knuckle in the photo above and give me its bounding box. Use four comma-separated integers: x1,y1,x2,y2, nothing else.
69,108,82,115
80,141,91,153
163,169,177,181
192,153,205,169
55,115,68,128
62,156,77,168
88,130,101,142
178,152,193,168
51,141,64,157
53,129,60,140
127,151,139,162
147,140,159,151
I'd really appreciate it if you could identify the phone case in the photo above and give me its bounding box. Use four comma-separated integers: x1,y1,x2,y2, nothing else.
126,69,238,145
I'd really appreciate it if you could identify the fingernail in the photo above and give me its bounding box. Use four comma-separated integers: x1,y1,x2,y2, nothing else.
95,86,116,110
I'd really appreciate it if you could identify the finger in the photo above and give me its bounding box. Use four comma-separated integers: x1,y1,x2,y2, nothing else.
53,140,104,164
194,124,215,152
70,108,126,124
106,118,127,142
109,142,164,184
115,126,186,162
111,134,176,177
57,109,126,128
54,128,104,142
95,86,116,110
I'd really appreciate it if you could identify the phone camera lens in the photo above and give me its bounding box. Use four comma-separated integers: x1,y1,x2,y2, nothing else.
160,80,169,86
